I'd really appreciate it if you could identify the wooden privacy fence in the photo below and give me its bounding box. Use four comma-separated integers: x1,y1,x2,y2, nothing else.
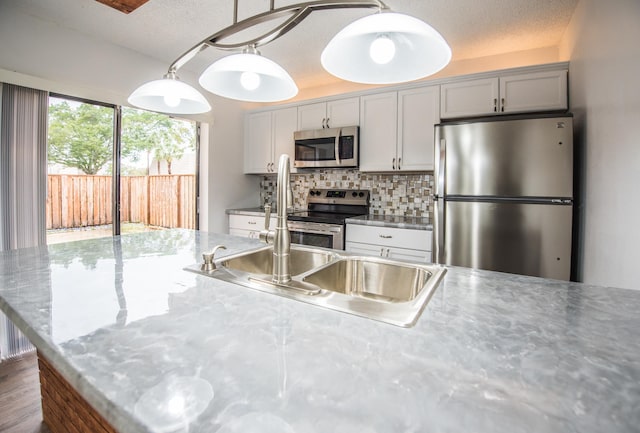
46,175,196,230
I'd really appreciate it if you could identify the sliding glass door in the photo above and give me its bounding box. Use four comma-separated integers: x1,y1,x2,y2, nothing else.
120,108,198,233
46,96,116,244
46,95,199,245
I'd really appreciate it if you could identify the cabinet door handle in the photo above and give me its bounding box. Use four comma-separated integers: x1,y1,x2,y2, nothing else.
326,117,330,128
493,98,497,112
322,118,326,129
380,248,385,257
392,157,396,170
397,157,401,170
248,221,257,225
385,248,390,258
501,97,505,112
379,234,392,239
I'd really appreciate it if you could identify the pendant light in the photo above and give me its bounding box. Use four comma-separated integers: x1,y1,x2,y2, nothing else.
321,11,451,84
198,46,298,102
127,72,211,114
127,1,450,114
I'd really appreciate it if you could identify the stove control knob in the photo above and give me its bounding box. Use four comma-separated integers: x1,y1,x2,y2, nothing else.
358,192,365,197
352,191,358,197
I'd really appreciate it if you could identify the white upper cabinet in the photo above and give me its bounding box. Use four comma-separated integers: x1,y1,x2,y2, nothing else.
440,78,499,118
297,97,360,130
499,70,568,113
272,107,298,169
244,111,273,174
244,64,569,175
360,86,439,172
397,86,440,171
359,92,398,172
441,69,568,119
244,106,297,174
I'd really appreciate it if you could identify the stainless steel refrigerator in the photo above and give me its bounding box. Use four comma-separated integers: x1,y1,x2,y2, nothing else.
433,115,573,280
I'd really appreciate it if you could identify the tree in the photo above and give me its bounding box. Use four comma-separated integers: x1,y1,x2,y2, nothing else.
48,101,115,175
121,108,195,175
48,101,195,175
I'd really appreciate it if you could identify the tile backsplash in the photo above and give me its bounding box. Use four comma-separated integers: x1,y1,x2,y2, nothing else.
260,169,434,218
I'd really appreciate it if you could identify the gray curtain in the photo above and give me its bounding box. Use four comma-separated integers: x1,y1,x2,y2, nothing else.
0,82,48,360
1,83,48,250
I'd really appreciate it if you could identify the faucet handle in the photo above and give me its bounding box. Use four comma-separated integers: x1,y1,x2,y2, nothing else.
201,245,226,272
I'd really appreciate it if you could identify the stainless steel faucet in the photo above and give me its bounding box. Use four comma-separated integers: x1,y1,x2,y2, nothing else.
259,154,292,284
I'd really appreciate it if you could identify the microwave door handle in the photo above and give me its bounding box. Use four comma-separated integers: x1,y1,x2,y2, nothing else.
334,127,342,165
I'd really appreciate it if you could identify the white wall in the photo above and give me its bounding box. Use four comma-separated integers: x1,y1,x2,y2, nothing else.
0,2,258,234
206,107,259,234
560,0,640,290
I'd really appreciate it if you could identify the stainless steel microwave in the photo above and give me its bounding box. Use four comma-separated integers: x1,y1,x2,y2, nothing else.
294,126,359,169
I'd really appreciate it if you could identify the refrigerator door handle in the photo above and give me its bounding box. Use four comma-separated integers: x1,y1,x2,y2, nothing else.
433,195,440,264
434,135,446,197
433,132,446,264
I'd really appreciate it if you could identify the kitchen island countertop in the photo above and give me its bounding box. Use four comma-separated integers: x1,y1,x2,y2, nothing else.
0,229,638,433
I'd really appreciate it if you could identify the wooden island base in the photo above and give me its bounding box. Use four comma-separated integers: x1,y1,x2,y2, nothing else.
37,351,118,433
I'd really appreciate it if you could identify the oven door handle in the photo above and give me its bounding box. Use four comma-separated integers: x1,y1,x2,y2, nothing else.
334,127,342,166
288,222,343,234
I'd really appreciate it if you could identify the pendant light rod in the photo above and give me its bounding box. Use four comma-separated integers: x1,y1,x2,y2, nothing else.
167,0,387,74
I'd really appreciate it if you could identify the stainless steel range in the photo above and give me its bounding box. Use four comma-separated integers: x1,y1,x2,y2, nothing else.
287,189,370,250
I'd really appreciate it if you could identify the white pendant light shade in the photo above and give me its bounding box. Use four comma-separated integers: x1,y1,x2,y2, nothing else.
321,12,452,84
128,74,211,114
199,52,298,102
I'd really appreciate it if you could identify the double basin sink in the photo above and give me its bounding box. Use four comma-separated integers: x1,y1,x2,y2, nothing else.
188,244,447,327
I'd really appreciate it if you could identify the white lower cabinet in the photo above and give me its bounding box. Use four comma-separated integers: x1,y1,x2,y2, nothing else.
345,224,432,263
229,214,277,239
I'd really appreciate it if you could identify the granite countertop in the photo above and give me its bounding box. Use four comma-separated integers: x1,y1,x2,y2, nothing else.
346,214,432,230
1,229,639,433
227,210,433,231
225,207,271,216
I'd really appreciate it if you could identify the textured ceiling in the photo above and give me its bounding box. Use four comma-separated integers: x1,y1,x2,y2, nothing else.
4,0,579,90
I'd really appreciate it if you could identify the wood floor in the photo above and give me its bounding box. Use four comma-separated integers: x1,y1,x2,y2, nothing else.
0,352,50,433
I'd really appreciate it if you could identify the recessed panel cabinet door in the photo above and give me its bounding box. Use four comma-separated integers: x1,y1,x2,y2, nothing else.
500,70,568,113
326,97,360,128
398,86,440,171
359,92,397,171
297,102,327,130
244,107,297,174
272,107,298,172
440,78,499,119
244,111,273,174
297,98,359,130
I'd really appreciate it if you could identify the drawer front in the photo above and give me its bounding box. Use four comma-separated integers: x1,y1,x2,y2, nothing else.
346,241,433,263
386,247,432,263
346,224,432,251
229,214,276,231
